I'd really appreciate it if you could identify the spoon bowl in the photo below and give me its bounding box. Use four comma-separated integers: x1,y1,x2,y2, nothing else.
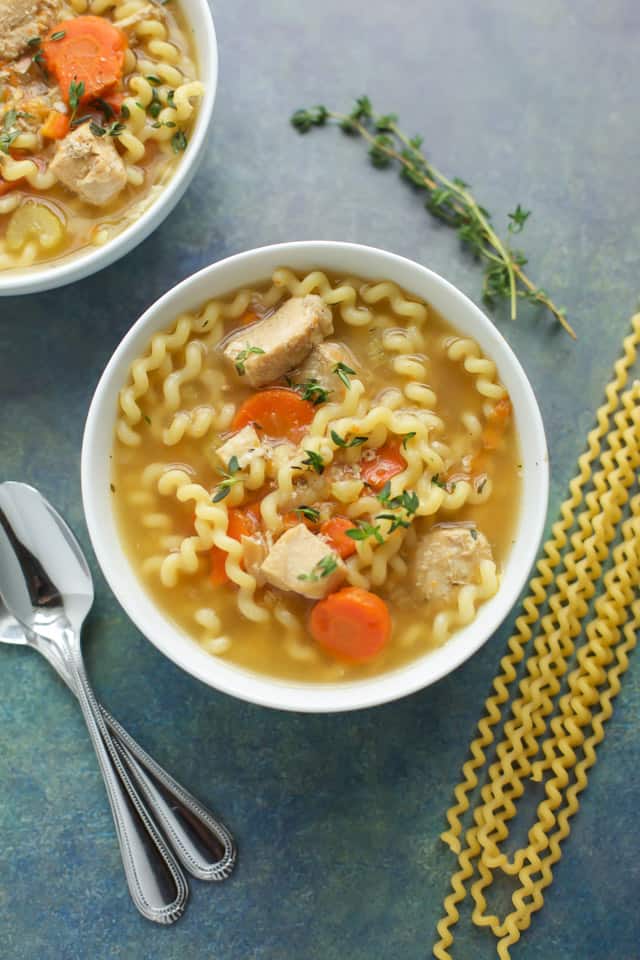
0,481,236,921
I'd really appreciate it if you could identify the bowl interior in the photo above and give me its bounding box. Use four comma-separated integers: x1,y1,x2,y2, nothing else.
81,241,548,712
0,0,218,297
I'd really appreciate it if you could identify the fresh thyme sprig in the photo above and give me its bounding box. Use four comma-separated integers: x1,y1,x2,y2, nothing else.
291,97,575,339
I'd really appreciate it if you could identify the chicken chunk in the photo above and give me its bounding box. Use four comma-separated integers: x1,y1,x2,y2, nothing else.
0,0,58,61
240,534,267,585
259,524,345,600
49,124,127,207
216,424,262,469
413,525,492,601
222,295,333,388
294,341,360,393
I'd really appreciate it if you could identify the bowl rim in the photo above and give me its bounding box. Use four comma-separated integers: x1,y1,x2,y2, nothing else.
81,240,549,713
0,0,218,297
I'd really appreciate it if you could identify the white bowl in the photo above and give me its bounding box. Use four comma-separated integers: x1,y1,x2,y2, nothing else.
0,0,217,297
82,241,549,713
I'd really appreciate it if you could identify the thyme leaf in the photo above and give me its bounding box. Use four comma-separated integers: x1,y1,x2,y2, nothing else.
69,79,85,120
212,455,241,502
298,554,338,582
290,98,575,339
234,343,265,375
346,520,384,545
295,505,321,523
302,450,325,474
332,361,356,388
330,429,369,448
294,378,331,405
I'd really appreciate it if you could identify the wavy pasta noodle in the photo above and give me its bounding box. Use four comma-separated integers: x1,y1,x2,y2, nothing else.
111,268,520,682
434,313,640,960
0,0,204,268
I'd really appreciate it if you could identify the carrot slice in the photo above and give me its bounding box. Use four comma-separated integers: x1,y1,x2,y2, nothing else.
320,516,357,559
309,587,391,663
239,310,259,325
41,110,70,140
210,504,261,585
360,438,406,491
0,176,23,196
232,387,315,442
42,17,127,106
482,397,512,451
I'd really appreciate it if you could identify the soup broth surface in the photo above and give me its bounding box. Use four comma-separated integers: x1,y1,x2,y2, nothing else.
112,268,522,682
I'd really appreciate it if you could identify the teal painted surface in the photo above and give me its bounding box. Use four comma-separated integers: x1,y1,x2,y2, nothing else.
1,0,639,957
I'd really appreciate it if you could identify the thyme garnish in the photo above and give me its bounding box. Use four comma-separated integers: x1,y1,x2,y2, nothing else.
302,450,325,474
0,110,33,154
295,505,321,523
332,361,356,388
298,554,338,582
330,429,368,448
234,343,265,375
346,520,384,545
377,483,419,516
293,378,331,405
212,455,241,502
69,79,85,121
291,97,575,339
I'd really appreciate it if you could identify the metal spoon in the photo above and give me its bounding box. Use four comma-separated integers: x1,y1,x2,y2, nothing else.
0,482,236,922
0,592,236,882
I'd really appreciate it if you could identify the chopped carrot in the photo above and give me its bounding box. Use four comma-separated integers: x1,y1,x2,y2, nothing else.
41,110,70,140
360,438,406,491
309,586,391,663
42,17,127,106
210,503,261,585
0,177,23,196
232,387,315,442
490,397,512,423
239,310,259,325
482,397,512,451
319,516,357,559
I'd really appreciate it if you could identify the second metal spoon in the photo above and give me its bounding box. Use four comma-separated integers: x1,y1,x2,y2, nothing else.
0,481,236,922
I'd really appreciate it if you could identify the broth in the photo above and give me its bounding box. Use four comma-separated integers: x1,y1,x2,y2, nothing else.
112,268,522,682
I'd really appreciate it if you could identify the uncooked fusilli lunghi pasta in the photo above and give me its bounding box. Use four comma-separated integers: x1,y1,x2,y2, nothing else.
434,312,640,960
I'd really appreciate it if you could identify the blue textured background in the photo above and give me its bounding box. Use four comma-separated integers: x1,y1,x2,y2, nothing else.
1,1,639,957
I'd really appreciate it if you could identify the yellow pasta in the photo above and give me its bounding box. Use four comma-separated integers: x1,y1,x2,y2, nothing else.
112,268,518,682
434,312,640,959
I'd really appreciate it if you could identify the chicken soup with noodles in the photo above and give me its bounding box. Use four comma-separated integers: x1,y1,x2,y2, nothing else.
0,0,203,269
112,268,522,682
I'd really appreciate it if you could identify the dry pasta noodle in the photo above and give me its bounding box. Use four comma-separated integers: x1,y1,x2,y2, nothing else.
112,267,520,682
433,312,640,959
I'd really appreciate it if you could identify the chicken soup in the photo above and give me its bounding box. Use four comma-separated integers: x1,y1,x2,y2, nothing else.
0,0,203,269
112,268,522,681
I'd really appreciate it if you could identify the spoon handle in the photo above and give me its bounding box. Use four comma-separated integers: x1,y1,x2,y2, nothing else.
56,629,189,924
32,634,236,882
105,713,237,882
